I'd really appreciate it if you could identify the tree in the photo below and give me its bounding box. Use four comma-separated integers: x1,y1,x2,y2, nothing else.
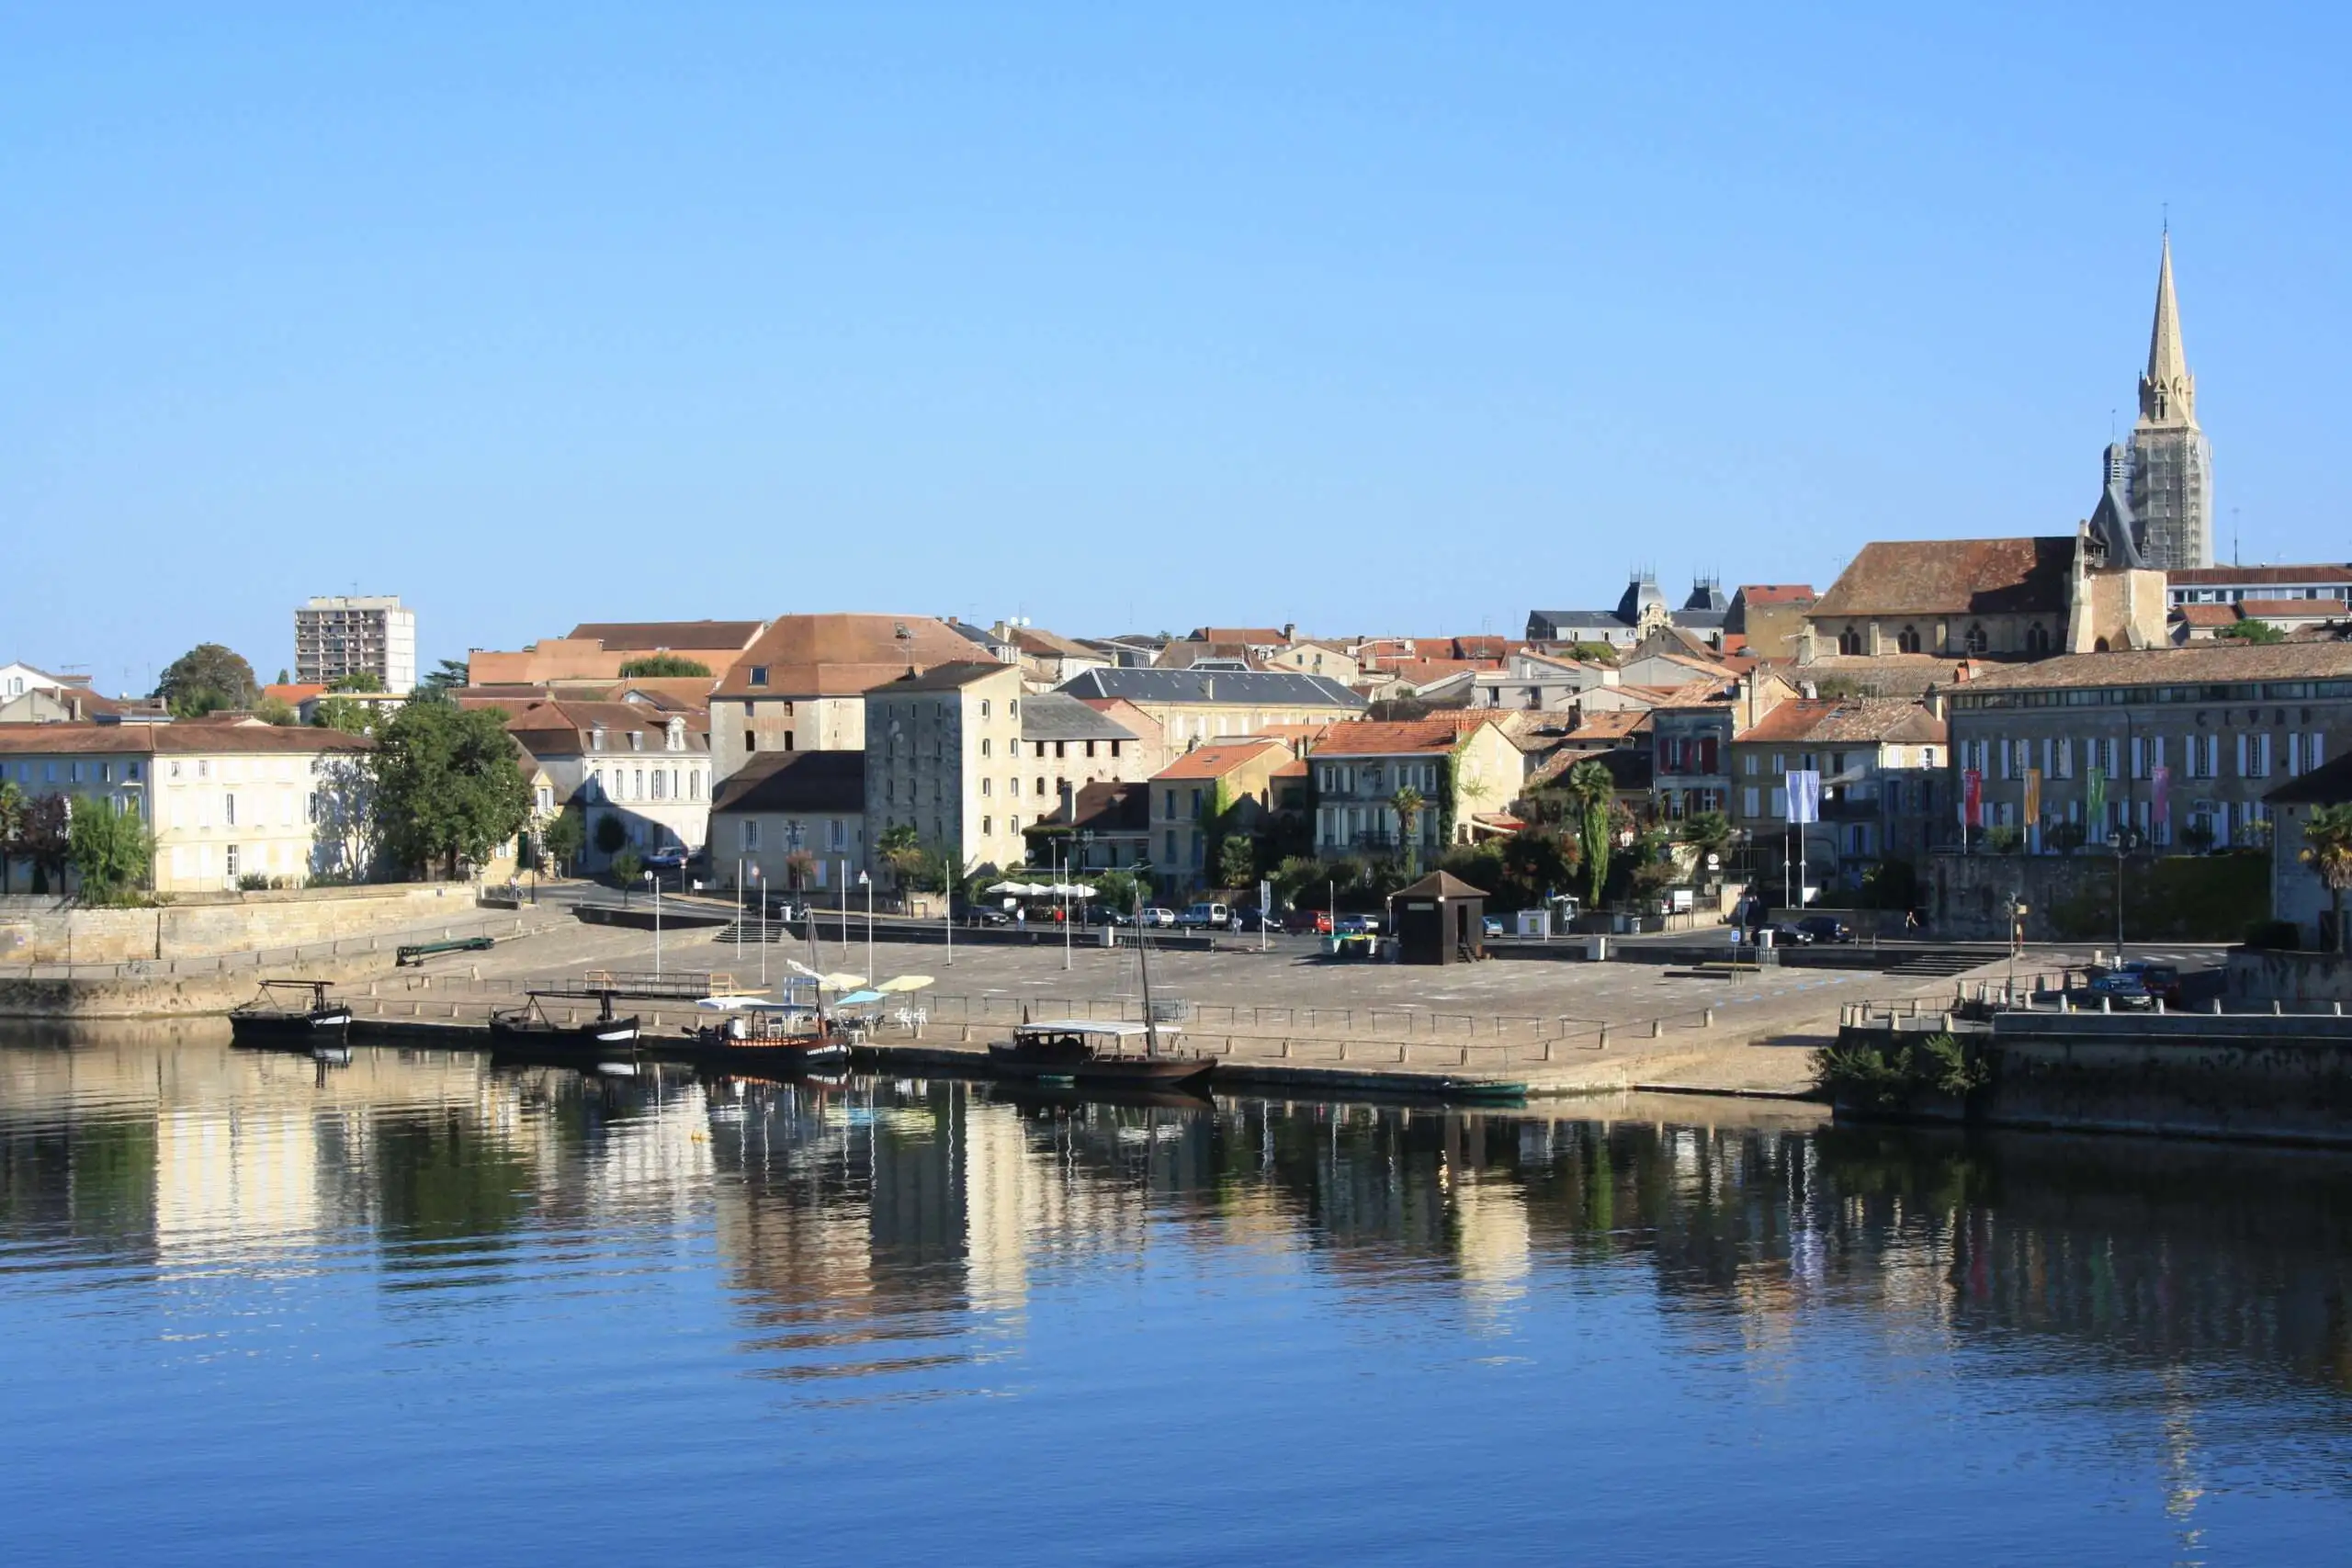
1091,868,1142,918
2220,618,2287,645
611,846,643,887
1217,833,1258,890
0,781,25,895
255,694,301,727
540,807,585,875
2301,803,2352,954
784,849,817,891
1390,785,1427,879
154,643,259,717
21,795,71,895
1680,809,1734,874
327,670,386,694
370,701,532,880
1563,759,1616,906
413,658,472,700
618,654,713,679
68,798,153,902
877,823,926,889
594,813,629,859
312,694,380,735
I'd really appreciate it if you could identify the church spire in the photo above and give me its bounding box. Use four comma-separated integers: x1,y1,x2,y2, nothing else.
2138,231,2196,426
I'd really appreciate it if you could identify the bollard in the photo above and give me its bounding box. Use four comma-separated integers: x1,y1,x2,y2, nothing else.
2101,996,2111,1014
1702,1007,1714,1029
2211,998,2222,1015
2337,1002,2345,1018
1649,1019,1663,1038
1940,1011,1953,1031
2274,1000,2284,1015
1597,1027,1610,1050
2060,995,2070,1013
2155,998,2165,1014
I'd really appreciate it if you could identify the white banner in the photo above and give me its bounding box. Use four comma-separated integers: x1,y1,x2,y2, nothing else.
1784,770,1820,826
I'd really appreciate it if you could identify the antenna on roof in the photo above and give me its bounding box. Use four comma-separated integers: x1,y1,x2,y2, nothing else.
2233,508,2241,567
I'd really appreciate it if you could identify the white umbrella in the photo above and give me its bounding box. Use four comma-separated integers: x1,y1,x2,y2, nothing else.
876,975,935,994
785,959,823,981
695,994,772,1010
984,880,1027,895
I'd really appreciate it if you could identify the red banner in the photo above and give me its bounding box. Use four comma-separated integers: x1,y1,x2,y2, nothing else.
1962,768,1982,829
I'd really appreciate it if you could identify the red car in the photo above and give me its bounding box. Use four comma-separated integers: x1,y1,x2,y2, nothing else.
1282,908,1333,936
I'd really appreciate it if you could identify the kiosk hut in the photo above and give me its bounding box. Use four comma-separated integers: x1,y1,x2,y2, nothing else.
1393,871,1487,964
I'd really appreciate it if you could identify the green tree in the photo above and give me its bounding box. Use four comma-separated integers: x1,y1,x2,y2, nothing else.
1680,809,1734,873
876,823,926,888
617,654,714,678
0,781,25,895
370,701,532,880
1091,867,1142,918
1563,759,1616,906
153,643,259,717
312,694,380,735
21,795,69,894
327,670,386,694
2301,803,2352,954
593,813,629,859
1389,784,1427,878
68,797,153,902
2219,618,2287,645
413,658,472,700
255,694,301,727
1217,832,1258,889
540,807,585,874
611,846,643,887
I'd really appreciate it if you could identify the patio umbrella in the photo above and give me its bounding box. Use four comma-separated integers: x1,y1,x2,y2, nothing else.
785,959,823,981
984,880,1027,895
818,972,867,992
876,975,935,993
695,995,772,1010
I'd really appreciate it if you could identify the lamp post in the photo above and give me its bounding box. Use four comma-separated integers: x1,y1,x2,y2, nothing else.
944,852,955,968
857,869,873,984
1060,846,1072,971
735,855,744,967
2113,825,2143,962
647,868,662,976
751,863,765,986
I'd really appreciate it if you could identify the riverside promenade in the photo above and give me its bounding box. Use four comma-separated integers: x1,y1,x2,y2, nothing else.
336,915,2026,1097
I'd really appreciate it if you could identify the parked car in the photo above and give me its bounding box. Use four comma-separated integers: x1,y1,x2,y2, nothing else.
1176,902,1233,931
2119,959,2184,1003
1138,907,1178,928
1334,914,1381,937
965,907,1013,928
1795,915,1856,944
644,846,688,873
1760,922,1814,946
2087,971,2156,1009
1091,907,1135,928
1229,908,1281,932
1283,908,1333,936
1481,915,1505,939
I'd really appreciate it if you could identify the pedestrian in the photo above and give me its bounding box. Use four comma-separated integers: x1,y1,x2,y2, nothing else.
1905,908,1920,935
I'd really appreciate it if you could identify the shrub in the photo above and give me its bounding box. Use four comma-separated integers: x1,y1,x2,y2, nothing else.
237,874,272,891
1812,1032,1989,1110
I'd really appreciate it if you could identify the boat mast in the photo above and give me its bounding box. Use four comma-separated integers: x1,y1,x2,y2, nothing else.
1135,886,1158,1059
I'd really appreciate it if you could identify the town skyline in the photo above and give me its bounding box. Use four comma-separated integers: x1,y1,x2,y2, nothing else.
13,6,2350,685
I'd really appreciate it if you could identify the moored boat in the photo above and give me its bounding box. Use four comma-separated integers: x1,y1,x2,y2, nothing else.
488,990,640,1055
987,1021,1215,1088
230,980,353,1047
660,989,853,1073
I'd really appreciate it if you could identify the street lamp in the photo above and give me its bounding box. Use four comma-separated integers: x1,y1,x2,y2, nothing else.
857,869,873,984
750,863,765,986
646,868,662,976
2112,825,2144,962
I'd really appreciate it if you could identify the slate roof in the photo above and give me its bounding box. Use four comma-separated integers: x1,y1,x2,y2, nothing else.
1395,870,1490,900
1809,537,2075,619
870,661,1019,694
1020,691,1136,744
708,750,865,815
1057,668,1365,710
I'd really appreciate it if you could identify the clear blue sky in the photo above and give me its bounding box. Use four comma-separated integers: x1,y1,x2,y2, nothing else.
6,3,2346,692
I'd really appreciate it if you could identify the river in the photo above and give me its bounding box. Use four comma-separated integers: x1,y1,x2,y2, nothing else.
2,1023,2347,1565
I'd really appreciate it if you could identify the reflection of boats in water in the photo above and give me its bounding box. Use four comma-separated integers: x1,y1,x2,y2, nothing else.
657,983,853,1073
987,1021,1215,1088
985,1076,1214,1114
487,989,640,1056
229,980,353,1048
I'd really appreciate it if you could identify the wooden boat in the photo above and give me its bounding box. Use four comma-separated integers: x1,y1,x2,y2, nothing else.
488,989,640,1055
661,991,853,1073
230,980,353,1047
988,1021,1214,1087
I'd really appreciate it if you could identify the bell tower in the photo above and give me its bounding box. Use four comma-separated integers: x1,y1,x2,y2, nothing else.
2127,231,2213,570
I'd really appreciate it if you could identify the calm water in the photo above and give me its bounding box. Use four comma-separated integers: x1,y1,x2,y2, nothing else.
3,1029,2350,1565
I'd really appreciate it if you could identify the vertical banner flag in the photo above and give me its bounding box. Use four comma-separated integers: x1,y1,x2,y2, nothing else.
1785,770,1820,825
1962,768,1982,829
2086,765,2107,829
2152,764,2170,838
2023,766,2041,829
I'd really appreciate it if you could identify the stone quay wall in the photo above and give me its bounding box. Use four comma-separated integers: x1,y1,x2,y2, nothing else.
0,884,477,966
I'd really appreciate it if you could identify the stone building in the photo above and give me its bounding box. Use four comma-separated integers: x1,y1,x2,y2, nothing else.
1053,667,1365,752
862,661,1030,879
502,700,713,870
708,614,980,784
1941,643,2352,854
2127,232,2212,571
1306,717,1524,861
1730,697,1948,889
707,750,865,893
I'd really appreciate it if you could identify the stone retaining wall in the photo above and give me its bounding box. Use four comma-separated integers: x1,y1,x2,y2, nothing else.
0,884,478,966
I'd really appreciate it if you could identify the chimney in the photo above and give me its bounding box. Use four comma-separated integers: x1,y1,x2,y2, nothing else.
1282,622,1296,641
1800,681,1817,700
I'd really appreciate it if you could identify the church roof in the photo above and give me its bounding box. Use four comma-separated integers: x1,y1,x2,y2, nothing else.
1809,537,2075,620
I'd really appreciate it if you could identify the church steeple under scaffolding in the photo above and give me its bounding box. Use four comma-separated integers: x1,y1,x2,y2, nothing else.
2127,231,2213,570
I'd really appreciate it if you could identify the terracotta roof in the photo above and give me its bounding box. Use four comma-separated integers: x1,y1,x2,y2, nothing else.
2175,604,2241,627
1188,626,1292,646
568,619,765,651
1152,739,1290,780
1955,641,2352,692
262,683,325,704
1043,780,1149,831
708,750,863,815
714,615,980,698
1735,584,1817,605
0,725,371,756
2238,599,2347,619
1306,717,1491,756
870,661,1020,694
1652,678,1742,710
1781,653,1974,697
503,699,710,756
2169,564,2352,587
1736,697,1944,746
1809,537,2074,619
1011,626,1098,660
1565,710,1652,741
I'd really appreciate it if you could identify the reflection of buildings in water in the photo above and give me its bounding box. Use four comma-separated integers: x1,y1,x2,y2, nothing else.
580,1076,714,1217
155,1104,321,1261
1449,1173,1530,1328
961,1100,1029,1315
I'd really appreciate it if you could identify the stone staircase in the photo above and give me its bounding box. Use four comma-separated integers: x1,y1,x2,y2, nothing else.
1881,947,2000,979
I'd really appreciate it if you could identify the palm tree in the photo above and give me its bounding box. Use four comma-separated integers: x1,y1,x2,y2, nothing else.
2301,803,2352,953
0,780,24,895
1563,760,1615,906
1389,785,1426,878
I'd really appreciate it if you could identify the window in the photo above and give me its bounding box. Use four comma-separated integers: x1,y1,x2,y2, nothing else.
982,777,992,796
1009,701,1018,720
744,819,762,851
981,738,991,758
628,731,643,752
225,844,240,879
1035,777,1046,795
1964,623,1988,655
783,732,795,751
980,699,991,718
747,667,769,687
1838,626,1862,656
745,730,756,752
1897,626,1921,654
829,819,845,851
983,816,993,835
1010,816,1021,833
2025,623,2051,655
224,794,236,827
1055,740,1067,759
1085,740,1097,758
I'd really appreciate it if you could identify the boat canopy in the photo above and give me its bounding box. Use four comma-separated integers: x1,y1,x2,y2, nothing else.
1013,1020,1180,1039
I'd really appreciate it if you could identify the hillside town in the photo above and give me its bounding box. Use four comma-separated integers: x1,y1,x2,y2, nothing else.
7,237,2352,950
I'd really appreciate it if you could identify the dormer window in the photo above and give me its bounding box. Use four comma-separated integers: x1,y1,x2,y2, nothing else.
590,727,606,751
628,730,644,751
747,666,769,687
666,718,685,751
